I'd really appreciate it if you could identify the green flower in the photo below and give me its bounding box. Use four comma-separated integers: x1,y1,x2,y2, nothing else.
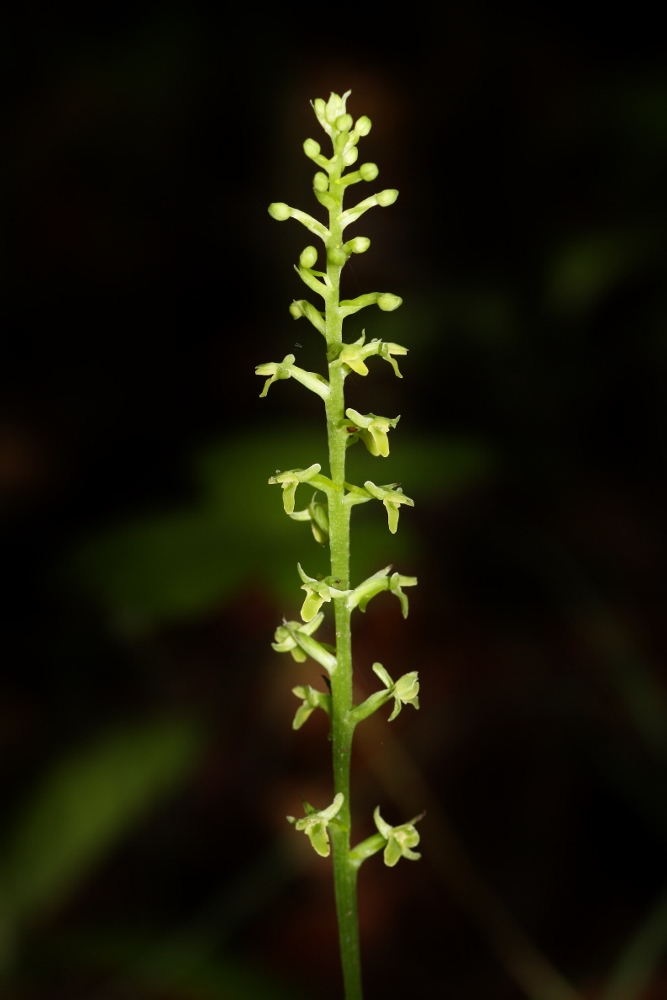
291,685,332,730
373,807,424,867
288,793,345,857
256,355,330,400
363,480,414,534
335,332,407,378
345,409,400,458
372,662,420,721
346,565,417,618
297,564,352,622
268,464,322,515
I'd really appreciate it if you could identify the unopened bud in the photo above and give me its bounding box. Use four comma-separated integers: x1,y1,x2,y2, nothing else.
268,202,291,221
336,113,353,132
327,247,347,266
313,172,329,192
355,116,371,136
347,236,371,254
377,293,402,311
359,162,379,182
376,189,398,207
343,146,358,166
299,246,318,269
303,138,321,159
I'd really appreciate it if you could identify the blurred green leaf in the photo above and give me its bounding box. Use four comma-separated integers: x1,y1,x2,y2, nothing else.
1,716,204,933
54,924,304,1000
602,887,667,1000
65,428,495,627
546,229,655,315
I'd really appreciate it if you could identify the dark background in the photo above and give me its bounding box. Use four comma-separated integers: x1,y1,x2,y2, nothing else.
2,6,667,999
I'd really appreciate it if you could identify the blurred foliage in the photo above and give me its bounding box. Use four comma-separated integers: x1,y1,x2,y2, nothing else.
64,428,494,629
0,717,204,969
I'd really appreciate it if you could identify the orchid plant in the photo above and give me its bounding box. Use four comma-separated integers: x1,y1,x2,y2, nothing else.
256,91,422,1000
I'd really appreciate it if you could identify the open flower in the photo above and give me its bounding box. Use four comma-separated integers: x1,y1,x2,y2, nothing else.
346,564,417,618
372,662,420,721
256,355,330,400
297,563,352,622
335,332,408,378
363,480,414,534
268,464,322,515
345,409,400,458
373,807,424,867
288,793,345,857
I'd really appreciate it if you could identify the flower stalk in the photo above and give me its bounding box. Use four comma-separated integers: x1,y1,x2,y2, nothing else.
258,90,421,999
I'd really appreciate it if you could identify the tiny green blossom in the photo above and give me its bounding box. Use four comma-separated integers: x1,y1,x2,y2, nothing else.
363,480,415,533
346,565,418,618
297,563,352,622
345,409,400,458
373,807,424,867
268,464,322,515
271,612,336,672
372,662,420,721
288,793,345,858
334,332,408,379
255,354,330,400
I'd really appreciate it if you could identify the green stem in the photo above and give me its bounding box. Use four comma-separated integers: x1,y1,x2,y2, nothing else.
325,182,363,999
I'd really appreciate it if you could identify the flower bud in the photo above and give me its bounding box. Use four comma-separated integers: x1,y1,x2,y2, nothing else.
347,236,370,254
343,146,358,166
268,202,291,221
327,247,347,266
336,113,353,132
303,137,321,159
359,162,379,182
299,246,318,269
313,171,329,192
355,116,371,136
376,189,398,207
377,293,402,311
